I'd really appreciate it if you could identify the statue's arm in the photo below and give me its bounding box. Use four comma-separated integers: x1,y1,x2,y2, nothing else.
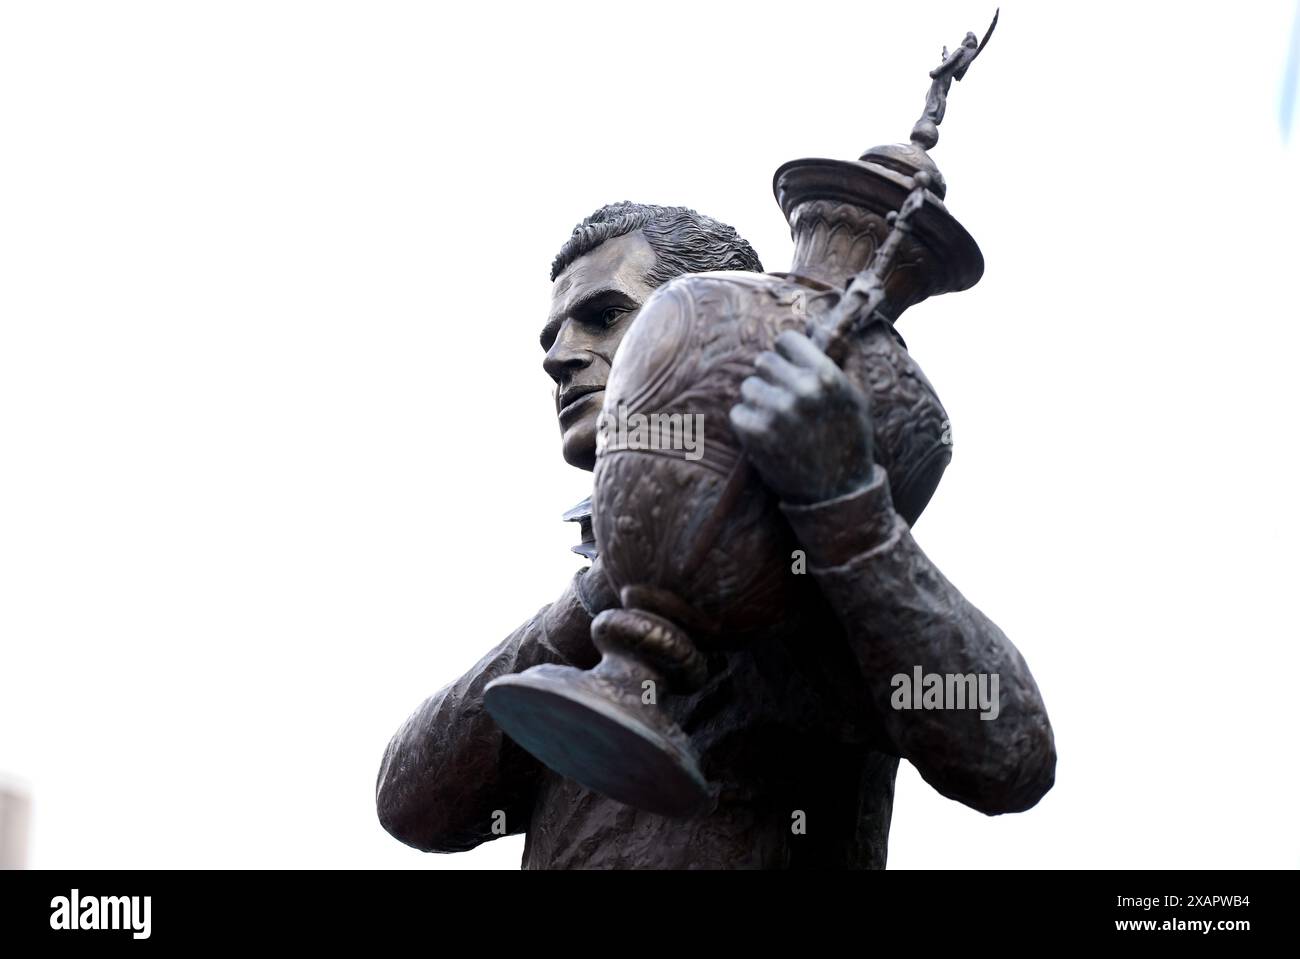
731,329,1053,814
781,468,1056,815
931,45,976,81
375,568,603,852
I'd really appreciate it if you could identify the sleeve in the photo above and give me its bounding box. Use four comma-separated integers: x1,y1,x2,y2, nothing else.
375,569,602,852
781,466,1056,815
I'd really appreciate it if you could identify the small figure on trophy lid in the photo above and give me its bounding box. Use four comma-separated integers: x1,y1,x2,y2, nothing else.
911,9,1000,150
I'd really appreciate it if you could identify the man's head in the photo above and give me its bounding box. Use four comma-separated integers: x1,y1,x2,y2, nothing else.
542,202,763,470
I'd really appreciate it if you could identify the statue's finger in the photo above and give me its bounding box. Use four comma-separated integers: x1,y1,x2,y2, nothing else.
728,403,772,441
754,349,802,387
774,329,837,374
740,375,795,415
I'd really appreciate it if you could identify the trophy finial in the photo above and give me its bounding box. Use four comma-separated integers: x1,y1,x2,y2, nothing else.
772,12,993,310
910,9,999,150
855,9,999,202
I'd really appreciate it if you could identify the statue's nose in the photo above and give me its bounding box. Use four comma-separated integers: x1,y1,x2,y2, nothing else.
543,328,593,384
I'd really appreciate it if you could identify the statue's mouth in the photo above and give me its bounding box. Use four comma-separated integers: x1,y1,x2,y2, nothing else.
558,384,603,420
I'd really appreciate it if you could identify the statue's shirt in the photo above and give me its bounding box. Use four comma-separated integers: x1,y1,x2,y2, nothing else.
375,469,1054,867
516,498,899,870
522,633,899,869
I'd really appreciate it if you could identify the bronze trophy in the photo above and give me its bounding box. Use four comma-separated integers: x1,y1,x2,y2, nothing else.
485,14,998,817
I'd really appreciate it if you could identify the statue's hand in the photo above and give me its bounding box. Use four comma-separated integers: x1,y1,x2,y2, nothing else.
729,330,875,505
576,554,620,617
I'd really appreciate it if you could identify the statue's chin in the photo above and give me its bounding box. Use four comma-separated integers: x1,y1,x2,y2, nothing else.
561,421,597,472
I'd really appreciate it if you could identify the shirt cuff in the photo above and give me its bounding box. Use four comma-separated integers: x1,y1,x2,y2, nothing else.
779,464,903,568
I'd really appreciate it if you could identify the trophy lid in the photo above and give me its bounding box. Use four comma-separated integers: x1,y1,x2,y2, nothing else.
772,152,983,301
772,11,999,307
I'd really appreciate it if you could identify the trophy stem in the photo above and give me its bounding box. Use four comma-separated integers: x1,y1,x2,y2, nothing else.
484,607,710,818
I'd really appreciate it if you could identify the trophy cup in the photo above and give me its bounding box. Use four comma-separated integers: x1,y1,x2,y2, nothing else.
485,14,998,816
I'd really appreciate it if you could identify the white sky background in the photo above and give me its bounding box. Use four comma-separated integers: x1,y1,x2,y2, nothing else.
1,0,1297,870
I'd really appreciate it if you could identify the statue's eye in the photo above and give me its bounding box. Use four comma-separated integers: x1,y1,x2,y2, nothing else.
601,306,628,328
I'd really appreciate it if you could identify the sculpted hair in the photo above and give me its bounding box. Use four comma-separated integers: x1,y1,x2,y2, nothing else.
550,201,763,283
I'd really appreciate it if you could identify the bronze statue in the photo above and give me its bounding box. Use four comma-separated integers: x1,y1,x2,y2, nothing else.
377,13,1054,868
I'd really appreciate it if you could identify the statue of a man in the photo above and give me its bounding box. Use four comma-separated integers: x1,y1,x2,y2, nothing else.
375,202,1055,868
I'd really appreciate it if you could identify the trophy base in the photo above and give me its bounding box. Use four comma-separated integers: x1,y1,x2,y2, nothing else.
484,659,710,818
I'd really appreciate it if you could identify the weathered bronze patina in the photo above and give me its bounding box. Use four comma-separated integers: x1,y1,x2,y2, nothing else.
379,12,1054,868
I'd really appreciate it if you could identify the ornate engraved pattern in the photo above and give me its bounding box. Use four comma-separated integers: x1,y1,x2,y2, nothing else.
787,199,937,320
594,269,950,659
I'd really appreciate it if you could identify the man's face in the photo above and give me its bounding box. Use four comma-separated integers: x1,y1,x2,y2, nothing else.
542,230,658,470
